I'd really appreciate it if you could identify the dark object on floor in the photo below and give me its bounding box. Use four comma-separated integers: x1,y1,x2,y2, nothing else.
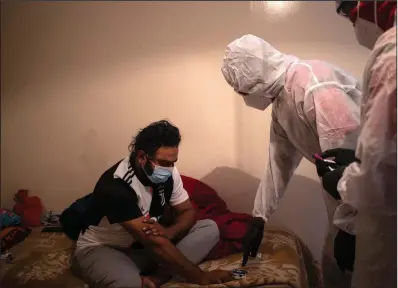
232,269,248,279
42,211,61,226
42,226,64,233
241,217,265,267
1,251,14,263
0,226,32,251
334,229,355,272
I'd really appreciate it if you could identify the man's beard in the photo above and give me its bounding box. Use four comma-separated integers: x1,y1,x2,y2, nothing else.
134,160,154,187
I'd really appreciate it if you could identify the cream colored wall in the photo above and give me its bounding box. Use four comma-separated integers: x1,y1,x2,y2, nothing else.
1,1,370,260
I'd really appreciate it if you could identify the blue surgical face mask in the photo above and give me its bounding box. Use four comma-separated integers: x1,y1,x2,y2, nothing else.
144,164,173,184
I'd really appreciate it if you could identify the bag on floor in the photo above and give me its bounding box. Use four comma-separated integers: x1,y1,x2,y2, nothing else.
0,209,21,228
13,190,43,227
60,193,94,241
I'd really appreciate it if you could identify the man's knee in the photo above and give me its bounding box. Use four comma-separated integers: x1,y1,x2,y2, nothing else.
78,263,142,288
73,247,143,288
193,219,220,243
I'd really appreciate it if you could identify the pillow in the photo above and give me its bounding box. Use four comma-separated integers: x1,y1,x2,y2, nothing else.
181,175,228,211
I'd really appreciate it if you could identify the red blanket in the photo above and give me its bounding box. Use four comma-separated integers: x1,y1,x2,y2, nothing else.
181,175,252,260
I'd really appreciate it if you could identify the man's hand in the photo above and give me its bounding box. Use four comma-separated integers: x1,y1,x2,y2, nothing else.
141,276,157,288
142,219,173,240
141,266,172,288
121,217,205,284
197,269,233,285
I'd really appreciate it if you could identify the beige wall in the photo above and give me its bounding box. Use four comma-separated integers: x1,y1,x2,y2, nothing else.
1,1,370,260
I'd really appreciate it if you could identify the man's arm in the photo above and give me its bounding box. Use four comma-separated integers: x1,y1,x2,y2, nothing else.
253,119,303,220
119,218,204,283
166,199,196,240
165,168,197,240
102,179,207,284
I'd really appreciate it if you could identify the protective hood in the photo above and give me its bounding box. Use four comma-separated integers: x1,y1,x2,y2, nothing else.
221,34,298,110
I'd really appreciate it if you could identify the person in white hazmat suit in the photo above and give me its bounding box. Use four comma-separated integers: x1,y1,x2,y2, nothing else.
315,1,397,288
221,34,362,287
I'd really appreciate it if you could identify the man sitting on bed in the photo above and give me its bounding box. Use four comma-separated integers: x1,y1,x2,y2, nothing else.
73,120,231,288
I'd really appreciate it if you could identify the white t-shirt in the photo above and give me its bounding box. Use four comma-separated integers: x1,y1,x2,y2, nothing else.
76,157,189,250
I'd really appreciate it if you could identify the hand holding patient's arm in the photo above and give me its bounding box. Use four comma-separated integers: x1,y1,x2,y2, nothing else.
120,218,205,284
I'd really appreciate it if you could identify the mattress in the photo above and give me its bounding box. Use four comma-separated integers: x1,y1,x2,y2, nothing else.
1,228,322,288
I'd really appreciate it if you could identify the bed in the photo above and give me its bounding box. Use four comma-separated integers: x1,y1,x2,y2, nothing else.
0,227,322,288
1,175,323,287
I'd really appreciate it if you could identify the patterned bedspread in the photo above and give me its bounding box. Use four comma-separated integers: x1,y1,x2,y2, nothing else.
163,229,323,288
1,228,322,288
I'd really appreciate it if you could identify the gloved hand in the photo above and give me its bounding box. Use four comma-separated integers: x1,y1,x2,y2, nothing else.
320,148,358,166
315,158,339,178
242,217,265,267
314,148,358,178
321,166,345,200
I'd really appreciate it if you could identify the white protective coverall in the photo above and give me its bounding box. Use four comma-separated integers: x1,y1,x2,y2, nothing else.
336,27,397,288
221,34,362,286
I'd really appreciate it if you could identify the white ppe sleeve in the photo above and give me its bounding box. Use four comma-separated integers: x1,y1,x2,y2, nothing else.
253,119,303,221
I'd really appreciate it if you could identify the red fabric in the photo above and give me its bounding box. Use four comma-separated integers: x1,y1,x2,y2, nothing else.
13,190,43,227
181,175,252,260
349,1,396,31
